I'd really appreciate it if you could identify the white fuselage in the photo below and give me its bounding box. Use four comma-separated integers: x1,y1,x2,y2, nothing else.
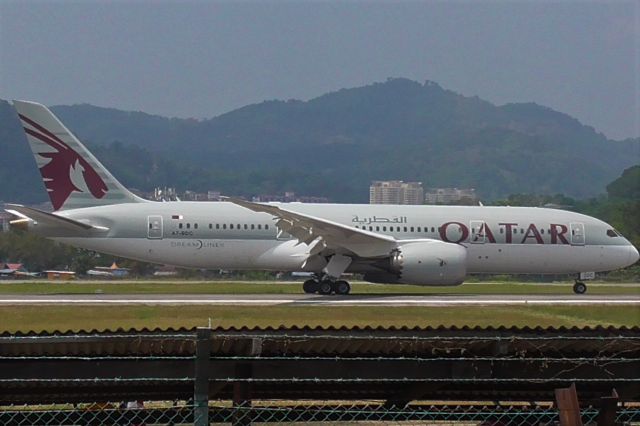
32,201,638,283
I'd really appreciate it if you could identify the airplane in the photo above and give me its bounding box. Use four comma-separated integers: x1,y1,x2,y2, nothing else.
5,100,639,295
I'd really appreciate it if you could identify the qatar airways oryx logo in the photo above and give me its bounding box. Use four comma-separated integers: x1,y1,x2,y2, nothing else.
18,114,108,210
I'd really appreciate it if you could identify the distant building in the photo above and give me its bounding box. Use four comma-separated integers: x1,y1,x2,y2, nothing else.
1,263,24,272
0,263,25,278
44,270,76,281
87,262,130,278
0,212,11,232
207,191,223,201
183,190,210,201
295,196,330,204
252,192,329,203
152,187,179,201
369,181,424,205
424,188,477,205
154,265,179,277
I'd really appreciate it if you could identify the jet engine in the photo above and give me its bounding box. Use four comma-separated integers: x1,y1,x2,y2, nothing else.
365,240,467,286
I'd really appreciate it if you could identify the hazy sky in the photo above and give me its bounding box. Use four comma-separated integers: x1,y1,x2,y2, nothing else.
1,0,638,140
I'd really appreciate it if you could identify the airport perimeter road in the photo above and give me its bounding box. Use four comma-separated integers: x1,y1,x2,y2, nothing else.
0,294,638,306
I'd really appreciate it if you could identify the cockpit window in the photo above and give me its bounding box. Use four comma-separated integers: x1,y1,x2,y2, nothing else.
607,229,621,238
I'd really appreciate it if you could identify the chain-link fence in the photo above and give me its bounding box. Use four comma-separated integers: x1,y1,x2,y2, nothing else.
2,327,639,424
2,400,640,425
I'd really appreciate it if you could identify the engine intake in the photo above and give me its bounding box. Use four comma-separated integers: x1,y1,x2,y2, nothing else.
388,240,467,285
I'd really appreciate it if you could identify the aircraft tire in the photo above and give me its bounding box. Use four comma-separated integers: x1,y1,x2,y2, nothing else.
318,280,333,295
334,280,351,295
303,279,319,294
573,281,587,295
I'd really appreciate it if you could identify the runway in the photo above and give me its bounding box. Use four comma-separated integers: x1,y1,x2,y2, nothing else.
0,294,638,306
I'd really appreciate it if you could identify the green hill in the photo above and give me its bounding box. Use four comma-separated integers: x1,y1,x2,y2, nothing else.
2,78,638,204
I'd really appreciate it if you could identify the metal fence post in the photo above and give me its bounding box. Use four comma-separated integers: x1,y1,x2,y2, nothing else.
232,363,253,426
555,383,583,426
194,327,212,426
597,388,619,426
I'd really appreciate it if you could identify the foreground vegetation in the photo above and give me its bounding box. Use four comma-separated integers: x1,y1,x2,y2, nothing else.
1,305,637,333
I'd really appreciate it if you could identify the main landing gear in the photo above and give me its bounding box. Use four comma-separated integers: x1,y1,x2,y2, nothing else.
303,278,351,295
573,280,587,295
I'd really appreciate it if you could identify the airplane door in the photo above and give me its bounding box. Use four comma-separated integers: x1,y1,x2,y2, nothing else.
147,215,163,239
570,222,585,246
470,220,486,244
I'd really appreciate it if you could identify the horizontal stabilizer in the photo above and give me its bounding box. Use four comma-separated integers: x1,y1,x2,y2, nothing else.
5,204,108,232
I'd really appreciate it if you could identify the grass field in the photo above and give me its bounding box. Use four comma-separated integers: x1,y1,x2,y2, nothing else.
0,280,638,295
1,280,637,332
2,304,639,333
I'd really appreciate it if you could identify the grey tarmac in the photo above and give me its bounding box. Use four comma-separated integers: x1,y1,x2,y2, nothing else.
0,294,638,306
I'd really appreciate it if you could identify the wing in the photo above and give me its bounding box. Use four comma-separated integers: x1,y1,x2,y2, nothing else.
224,198,397,258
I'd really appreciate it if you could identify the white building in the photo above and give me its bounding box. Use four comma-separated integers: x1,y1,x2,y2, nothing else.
424,188,477,205
369,181,424,205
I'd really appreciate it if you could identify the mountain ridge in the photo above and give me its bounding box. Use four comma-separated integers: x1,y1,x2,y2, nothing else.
1,78,637,204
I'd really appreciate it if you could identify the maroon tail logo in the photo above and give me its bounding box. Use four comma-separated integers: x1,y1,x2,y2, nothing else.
19,114,108,210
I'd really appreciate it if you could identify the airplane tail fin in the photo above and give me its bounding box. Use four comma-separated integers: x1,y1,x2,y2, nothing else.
12,100,147,211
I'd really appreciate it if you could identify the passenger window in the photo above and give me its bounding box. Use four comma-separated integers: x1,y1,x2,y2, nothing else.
251,224,255,230
404,227,407,232
216,224,220,229
244,224,248,230
223,224,227,230
179,223,183,229
258,224,262,230
417,227,421,232
431,227,435,233
410,227,414,232
187,223,191,229
230,224,234,230
209,224,212,229
194,223,198,229
369,226,373,231
540,228,544,234
265,225,269,230
376,226,380,231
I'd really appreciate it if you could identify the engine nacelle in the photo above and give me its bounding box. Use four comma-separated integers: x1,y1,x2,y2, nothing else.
388,240,467,285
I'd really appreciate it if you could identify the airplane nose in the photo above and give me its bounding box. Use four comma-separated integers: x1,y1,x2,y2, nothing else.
629,245,640,265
